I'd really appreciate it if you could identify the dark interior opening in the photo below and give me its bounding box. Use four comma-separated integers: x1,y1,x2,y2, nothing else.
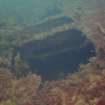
20,29,96,80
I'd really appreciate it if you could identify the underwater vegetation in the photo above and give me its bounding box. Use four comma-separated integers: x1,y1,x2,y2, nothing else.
1,57,105,105
1,0,105,105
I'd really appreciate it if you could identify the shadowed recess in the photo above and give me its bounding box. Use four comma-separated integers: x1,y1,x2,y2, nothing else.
20,29,96,80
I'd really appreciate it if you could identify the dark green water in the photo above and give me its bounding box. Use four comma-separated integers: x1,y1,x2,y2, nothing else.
20,29,95,80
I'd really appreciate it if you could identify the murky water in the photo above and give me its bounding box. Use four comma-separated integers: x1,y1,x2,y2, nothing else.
20,29,95,80
1,0,105,105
